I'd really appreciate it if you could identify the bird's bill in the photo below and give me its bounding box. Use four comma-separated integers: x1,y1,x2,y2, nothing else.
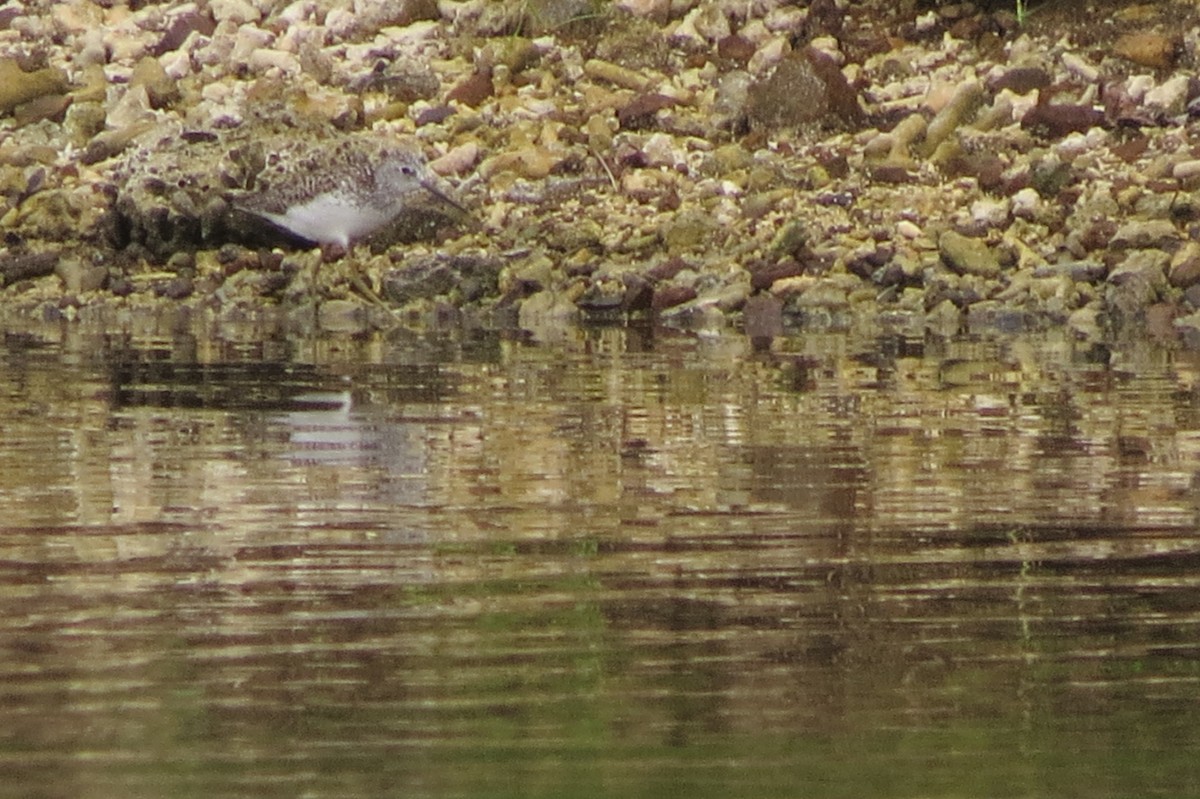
420,180,469,216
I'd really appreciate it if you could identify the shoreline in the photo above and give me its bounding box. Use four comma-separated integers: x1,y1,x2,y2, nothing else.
1,0,1198,344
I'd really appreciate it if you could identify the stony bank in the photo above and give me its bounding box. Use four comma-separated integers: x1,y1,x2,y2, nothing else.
1,0,1200,341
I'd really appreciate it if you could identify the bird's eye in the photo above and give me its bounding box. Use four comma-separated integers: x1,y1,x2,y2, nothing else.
401,166,416,176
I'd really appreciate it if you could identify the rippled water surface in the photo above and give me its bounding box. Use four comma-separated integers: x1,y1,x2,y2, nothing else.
1,316,1198,798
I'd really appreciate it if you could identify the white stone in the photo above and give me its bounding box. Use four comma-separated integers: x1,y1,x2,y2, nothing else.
1011,187,1041,220
970,197,1010,227
1144,74,1190,114
210,0,260,24
248,48,300,75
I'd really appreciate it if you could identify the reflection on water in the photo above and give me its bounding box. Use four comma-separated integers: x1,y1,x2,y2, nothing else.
0,317,1198,798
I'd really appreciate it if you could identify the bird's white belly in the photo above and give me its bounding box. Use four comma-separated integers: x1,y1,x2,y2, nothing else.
261,193,394,248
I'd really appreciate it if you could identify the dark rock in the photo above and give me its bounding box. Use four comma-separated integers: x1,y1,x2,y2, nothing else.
151,10,216,56
618,93,677,130
747,49,860,131
988,66,1051,95
1021,102,1105,138
446,70,494,108
869,163,914,184
0,250,57,285
717,34,755,64
1169,246,1200,288
651,283,696,311
645,256,689,282
415,105,455,126
749,259,805,291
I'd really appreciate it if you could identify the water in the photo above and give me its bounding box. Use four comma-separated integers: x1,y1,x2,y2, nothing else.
0,314,1198,798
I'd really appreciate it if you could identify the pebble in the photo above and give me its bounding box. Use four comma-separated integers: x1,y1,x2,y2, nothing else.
939,230,1001,278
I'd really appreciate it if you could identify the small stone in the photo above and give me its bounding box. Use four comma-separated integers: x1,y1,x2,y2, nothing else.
939,230,1001,278
446,70,494,107
1021,103,1105,138
1110,219,1179,249
988,67,1051,95
1107,249,1169,319
583,59,652,92
1168,242,1200,288
1061,52,1100,83
1010,187,1041,220
651,283,696,311
129,56,180,109
1173,160,1200,181
1144,74,1190,115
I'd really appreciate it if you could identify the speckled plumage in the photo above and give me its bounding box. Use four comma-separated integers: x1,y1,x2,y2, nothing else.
234,136,458,248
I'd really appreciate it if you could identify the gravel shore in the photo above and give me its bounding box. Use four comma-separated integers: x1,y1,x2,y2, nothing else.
1,0,1198,341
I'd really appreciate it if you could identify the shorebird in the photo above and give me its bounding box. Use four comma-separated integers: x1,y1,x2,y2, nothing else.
230,133,468,309
233,134,465,252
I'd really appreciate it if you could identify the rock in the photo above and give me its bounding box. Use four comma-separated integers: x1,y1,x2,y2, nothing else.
1113,31,1178,69
747,50,859,130
0,59,68,115
130,56,180,109
1021,102,1105,138
583,59,652,92
1144,74,1190,115
1106,249,1169,318
988,67,1051,95
1110,219,1180,250
0,250,57,286
1168,242,1200,288
939,230,1001,278
921,80,983,155
446,70,494,107
652,283,697,311
381,254,499,305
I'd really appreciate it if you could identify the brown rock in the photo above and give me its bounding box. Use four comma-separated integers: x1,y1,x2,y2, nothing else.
1168,242,1200,288
749,259,805,291
988,66,1051,95
446,70,493,108
645,256,689,282
14,93,70,125
651,283,697,311
0,251,57,285
1113,32,1178,69
0,58,68,115
1021,102,1105,138
747,49,860,131
617,93,677,130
